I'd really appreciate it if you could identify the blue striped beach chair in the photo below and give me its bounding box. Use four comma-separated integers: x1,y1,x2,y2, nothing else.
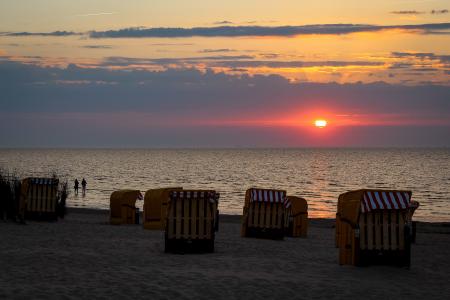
20,177,59,221
165,190,219,253
241,188,290,240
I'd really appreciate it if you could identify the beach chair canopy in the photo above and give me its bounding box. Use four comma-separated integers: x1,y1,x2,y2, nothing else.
248,188,290,207
360,190,411,213
27,177,59,186
143,187,182,230
286,196,307,215
338,189,413,227
169,190,219,202
110,190,142,215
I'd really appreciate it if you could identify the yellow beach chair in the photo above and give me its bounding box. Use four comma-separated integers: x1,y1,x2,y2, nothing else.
241,188,288,240
165,190,219,253
110,190,142,225
285,196,308,237
20,177,59,221
143,187,182,230
336,189,419,267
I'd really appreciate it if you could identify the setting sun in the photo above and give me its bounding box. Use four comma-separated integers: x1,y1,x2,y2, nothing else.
315,119,327,128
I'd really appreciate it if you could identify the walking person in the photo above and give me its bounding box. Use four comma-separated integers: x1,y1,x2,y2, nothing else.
74,178,79,195
81,178,87,196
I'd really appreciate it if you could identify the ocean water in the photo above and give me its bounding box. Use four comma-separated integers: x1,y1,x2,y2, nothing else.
1,148,449,222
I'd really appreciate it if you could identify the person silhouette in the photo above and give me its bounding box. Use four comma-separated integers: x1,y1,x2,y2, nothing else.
74,179,79,195
81,178,87,196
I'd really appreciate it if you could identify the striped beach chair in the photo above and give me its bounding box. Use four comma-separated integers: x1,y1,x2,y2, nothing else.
336,189,419,267
20,177,59,221
284,196,308,237
110,190,143,225
165,190,219,253
143,187,182,230
241,188,289,240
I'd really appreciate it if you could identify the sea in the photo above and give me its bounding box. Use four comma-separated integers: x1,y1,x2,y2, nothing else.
1,148,449,222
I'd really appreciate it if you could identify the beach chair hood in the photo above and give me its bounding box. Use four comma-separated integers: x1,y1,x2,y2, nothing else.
338,189,413,227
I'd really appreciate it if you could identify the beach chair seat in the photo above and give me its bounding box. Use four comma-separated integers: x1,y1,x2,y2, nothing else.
165,190,219,253
143,187,182,230
20,177,59,221
241,188,289,240
284,196,308,237
336,189,419,267
110,190,142,225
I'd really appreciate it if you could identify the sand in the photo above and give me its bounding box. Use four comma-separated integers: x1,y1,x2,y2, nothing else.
1,208,449,300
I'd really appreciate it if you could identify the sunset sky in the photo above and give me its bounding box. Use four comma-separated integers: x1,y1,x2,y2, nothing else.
1,0,449,147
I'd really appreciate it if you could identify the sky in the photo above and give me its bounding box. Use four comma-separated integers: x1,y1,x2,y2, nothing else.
0,0,449,147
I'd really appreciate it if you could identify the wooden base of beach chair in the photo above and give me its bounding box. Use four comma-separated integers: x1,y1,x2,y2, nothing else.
339,212,412,267
245,227,284,240
357,223,412,267
25,211,58,221
242,200,285,240
286,213,308,238
165,237,215,254
411,221,417,244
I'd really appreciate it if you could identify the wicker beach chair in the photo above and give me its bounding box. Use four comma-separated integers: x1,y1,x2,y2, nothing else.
165,190,219,253
241,188,289,240
20,177,59,221
336,189,419,267
109,190,142,225
143,187,182,230
284,196,308,237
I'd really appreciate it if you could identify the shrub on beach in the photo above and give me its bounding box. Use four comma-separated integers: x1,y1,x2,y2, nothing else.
0,169,21,221
57,177,69,218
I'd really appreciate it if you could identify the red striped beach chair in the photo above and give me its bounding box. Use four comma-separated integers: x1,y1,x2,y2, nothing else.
165,190,219,253
20,177,59,221
336,189,419,267
241,188,289,240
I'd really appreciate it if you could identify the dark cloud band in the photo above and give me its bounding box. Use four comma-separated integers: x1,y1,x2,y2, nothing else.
88,23,450,38
4,23,450,38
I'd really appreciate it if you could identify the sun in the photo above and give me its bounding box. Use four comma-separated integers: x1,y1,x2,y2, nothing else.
315,119,327,128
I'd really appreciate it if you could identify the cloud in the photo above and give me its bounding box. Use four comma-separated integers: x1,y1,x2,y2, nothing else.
98,55,255,67
4,31,80,37
88,23,450,38
389,63,414,69
1,59,448,116
149,43,194,46
82,45,113,49
1,59,449,147
198,49,237,53
75,12,117,17
431,9,449,14
391,9,448,15
209,60,384,68
391,51,450,64
391,11,425,15
90,55,385,70
5,23,450,39
213,21,233,25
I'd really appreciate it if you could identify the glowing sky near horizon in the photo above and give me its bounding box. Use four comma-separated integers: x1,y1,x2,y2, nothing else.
0,0,449,147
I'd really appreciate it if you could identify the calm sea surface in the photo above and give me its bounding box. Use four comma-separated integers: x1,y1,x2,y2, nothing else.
1,148,449,222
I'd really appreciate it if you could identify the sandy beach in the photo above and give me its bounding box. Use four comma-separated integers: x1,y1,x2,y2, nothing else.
1,208,449,300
